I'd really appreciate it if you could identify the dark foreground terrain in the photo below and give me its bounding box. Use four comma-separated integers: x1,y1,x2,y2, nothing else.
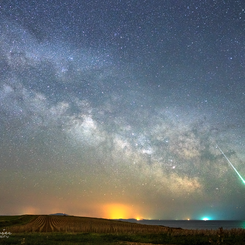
0,215,244,244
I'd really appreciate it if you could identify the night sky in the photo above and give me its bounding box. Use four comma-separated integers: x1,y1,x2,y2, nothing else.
1,0,245,220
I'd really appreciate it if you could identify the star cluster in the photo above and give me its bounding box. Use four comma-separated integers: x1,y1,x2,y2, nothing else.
0,0,245,219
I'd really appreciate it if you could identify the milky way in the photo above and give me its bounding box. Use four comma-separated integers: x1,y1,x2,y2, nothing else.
1,0,245,220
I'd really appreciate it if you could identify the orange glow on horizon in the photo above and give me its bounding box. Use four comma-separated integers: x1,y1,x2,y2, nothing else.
103,203,142,220
21,206,40,215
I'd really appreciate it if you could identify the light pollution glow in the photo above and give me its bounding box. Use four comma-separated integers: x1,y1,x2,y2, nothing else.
103,203,143,220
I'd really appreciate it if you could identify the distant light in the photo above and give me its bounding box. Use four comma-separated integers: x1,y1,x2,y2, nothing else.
202,217,209,221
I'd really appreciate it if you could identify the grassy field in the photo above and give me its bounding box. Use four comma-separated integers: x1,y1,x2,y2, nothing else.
0,215,245,244
0,215,36,229
1,231,245,244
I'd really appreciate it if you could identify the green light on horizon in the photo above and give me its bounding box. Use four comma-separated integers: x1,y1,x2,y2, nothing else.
202,217,210,221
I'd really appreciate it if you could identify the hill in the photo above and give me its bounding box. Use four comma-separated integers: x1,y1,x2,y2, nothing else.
49,213,69,216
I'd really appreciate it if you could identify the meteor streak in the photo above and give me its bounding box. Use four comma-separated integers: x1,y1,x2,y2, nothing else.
216,144,245,184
